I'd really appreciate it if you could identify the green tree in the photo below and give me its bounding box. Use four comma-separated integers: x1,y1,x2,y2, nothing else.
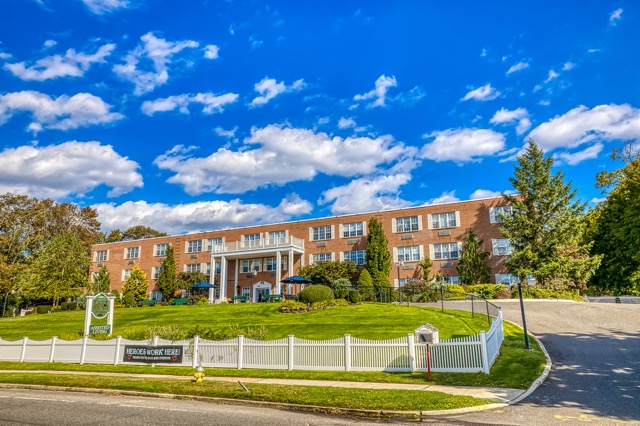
20,234,89,306
501,140,601,289
356,269,374,301
589,142,640,295
177,271,209,289
365,217,392,289
104,226,168,242
417,256,434,282
298,260,357,286
157,245,178,300
122,265,148,305
92,266,111,294
457,230,491,284
331,278,352,299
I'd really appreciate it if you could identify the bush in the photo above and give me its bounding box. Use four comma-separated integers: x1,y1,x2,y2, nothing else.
61,302,78,311
278,300,308,313
465,284,509,299
515,287,584,301
299,285,334,304
36,305,53,314
347,290,362,303
311,299,348,310
496,288,512,299
50,306,62,312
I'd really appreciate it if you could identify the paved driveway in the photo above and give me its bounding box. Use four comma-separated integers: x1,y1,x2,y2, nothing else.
445,300,640,425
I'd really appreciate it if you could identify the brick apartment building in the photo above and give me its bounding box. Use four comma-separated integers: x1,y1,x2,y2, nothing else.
89,196,516,303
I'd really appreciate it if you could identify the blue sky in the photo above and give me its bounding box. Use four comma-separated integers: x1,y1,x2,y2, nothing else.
1,1,638,234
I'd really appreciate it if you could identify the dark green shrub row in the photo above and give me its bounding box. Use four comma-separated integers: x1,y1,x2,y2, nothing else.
61,302,78,310
516,287,583,301
36,305,53,314
465,284,509,299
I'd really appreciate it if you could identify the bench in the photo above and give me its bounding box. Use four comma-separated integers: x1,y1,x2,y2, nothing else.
231,295,247,304
171,298,189,305
265,294,281,303
139,300,156,307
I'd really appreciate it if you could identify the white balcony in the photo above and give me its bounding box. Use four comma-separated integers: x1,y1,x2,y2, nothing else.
211,236,305,256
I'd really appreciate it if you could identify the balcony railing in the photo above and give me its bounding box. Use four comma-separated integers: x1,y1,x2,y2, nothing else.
212,236,305,253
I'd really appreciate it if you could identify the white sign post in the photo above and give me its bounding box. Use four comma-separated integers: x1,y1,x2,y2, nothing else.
84,294,115,336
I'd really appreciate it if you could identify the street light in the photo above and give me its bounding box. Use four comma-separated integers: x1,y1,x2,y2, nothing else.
516,275,533,350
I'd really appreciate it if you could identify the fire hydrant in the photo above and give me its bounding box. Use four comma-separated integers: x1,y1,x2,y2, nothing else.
193,366,205,383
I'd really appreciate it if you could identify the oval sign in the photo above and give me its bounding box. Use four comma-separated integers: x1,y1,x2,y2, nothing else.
92,293,110,319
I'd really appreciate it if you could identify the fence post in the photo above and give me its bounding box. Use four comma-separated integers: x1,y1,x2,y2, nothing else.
408,333,416,373
344,334,351,371
237,335,244,369
49,336,57,363
20,337,28,362
114,336,122,365
80,336,88,365
485,300,491,327
192,335,200,368
480,331,490,374
288,335,294,371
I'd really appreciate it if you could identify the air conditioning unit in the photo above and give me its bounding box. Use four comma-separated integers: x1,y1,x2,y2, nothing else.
128,260,134,265
97,263,103,267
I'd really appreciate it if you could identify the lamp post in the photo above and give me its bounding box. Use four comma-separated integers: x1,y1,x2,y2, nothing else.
250,269,257,302
396,260,404,303
517,275,532,350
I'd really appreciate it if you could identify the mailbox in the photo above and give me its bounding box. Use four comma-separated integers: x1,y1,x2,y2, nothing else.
415,324,439,344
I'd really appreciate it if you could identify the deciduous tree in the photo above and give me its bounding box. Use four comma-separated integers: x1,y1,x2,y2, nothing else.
299,260,357,286
123,265,148,305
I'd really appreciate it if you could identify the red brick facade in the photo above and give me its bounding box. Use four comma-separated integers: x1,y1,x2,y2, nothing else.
89,196,513,301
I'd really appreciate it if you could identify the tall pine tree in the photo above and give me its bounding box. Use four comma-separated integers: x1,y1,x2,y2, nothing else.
501,140,601,289
157,245,177,301
365,217,392,289
457,230,491,284
123,265,149,305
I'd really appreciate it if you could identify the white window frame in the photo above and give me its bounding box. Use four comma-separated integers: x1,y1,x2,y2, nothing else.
187,240,203,253
313,226,332,241
396,216,419,233
206,237,223,251
431,212,457,229
344,250,366,265
241,259,261,273
150,291,163,302
443,275,461,284
152,266,163,280
265,258,278,271
490,206,514,224
267,230,287,244
397,246,420,262
433,242,460,260
312,253,332,263
125,247,139,259
154,243,168,257
94,250,108,262
343,222,364,238
121,269,131,281
185,263,201,273
495,274,520,286
492,239,514,256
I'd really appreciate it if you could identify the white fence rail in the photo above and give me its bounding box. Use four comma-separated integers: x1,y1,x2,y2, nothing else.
0,311,503,374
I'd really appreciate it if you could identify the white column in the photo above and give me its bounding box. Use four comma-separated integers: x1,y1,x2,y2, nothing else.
276,251,282,295
208,255,217,303
234,259,239,297
289,249,294,272
107,296,115,336
220,256,227,303
408,333,416,373
344,334,351,371
49,336,57,363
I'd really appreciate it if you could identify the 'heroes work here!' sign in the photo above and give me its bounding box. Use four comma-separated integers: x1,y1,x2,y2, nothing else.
122,345,184,363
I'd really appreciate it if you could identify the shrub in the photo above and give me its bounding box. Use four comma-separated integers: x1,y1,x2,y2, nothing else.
50,306,62,312
197,297,209,305
332,278,351,299
515,287,584,301
447,284,467,297
299,285,334,304
278,300,307,313
61,302,78,311
496,288,512,299
347,290,362,303
311,299,348,310
465,284,508,299
36,305,53,314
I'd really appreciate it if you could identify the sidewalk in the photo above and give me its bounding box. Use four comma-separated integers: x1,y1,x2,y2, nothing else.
0,369,525,403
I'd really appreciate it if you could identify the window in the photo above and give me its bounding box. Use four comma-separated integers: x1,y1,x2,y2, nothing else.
154,243,168,256
125,247,139,259
187,240,202,253
152,266,163,280
91,271,100,282
343,222,364,237
213,260,221,274
492,239,513,256
313,253,332,263
241,287,251,297
94,250,108,262
268,230,286,243
313,226,332,240
433,243,460,260
397,246,420,262
431,212,457,229
204,263,211,275
490,206,513,224
150,291,163,302
241,259,261,273
396,216,418,233
244,233,261,241
344,250,365,265
122,269,131,281
185,263,201,273
206,238,223,251
443,275,461,284
266,258,278,271
496,274,520,286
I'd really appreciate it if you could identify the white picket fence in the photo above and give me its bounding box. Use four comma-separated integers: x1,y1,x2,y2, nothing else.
0,310,503,374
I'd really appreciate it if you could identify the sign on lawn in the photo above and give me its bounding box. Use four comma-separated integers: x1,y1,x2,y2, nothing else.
122,345,184,364
89,325,111,335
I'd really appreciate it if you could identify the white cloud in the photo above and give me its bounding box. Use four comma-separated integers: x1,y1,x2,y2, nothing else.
0,52,11,60
0,141,142,198
154,124,411,195
249,77,305,107
470,189,515,199
480,48,488,57
214,126,238,138
424,191,460,205
0,90,123,133
544,70,559,83
354,75,397,108
527,104,640,152
43,40,57,48
609,8,623,25
319,174,414,215
562,61,576,71
93,194,312,234
490,107,532,135
204,44,219,59
461,83,501,101
553,143,604,165
506,61,530,75
421,128,506,163
4,43,115,81
590,197,606,204
113,32,199,96
81,0,130,15
338,117,356,129
141,92,238,116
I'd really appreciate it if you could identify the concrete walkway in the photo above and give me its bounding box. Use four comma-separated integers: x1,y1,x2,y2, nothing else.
1,369,525,403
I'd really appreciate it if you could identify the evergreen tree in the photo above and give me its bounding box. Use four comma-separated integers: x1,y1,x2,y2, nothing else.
417,256,434,282
357,268,374,301
92,266,111,294
457,230,491,284
157,245,177,300
590,142,640,295
123,265,148,305
501,140,601,289
365,217,392,289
